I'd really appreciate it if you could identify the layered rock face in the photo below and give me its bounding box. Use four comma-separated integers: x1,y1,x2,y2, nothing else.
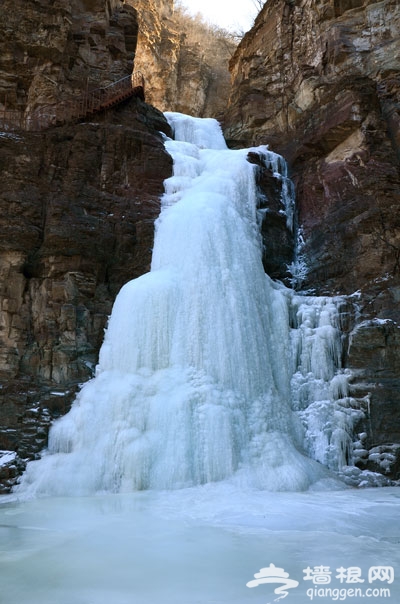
0,0,172,491
225,0,400,293
224,0,400,479
128,0,235,118
0,0,139,115
124,0,180,111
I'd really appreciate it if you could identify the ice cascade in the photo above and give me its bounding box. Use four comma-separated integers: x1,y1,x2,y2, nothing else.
17,113,354,497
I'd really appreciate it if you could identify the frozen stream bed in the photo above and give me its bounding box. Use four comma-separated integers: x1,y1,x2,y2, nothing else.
0,485,399,604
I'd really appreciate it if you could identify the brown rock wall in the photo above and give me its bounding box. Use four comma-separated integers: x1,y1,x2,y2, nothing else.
128,0,235,118
225,0,400,295
125,0,180,112
0,0,138,117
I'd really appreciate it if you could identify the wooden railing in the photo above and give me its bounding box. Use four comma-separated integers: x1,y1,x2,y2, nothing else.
0,71,145,132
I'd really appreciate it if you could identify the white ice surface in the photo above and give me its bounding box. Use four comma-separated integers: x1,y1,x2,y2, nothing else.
0,486,399,604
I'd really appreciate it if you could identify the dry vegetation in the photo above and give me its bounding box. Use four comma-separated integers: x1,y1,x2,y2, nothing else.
171,2,238,116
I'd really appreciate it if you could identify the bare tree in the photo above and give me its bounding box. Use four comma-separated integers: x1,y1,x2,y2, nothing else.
251,0,266,10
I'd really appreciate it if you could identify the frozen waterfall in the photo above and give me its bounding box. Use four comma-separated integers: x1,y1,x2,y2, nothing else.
16,112,356,497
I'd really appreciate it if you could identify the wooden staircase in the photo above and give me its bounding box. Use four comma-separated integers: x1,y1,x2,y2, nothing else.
0,71,145,132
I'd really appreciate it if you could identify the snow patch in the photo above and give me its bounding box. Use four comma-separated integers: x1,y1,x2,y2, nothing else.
0,450,17,466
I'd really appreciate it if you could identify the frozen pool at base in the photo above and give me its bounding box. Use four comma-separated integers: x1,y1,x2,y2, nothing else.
0,485,399,604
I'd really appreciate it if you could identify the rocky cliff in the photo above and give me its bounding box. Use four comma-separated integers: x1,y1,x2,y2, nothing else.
224,0,400,479
0,0,172,491
124,0,180,111
128,0,235,118
0,0,139,115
